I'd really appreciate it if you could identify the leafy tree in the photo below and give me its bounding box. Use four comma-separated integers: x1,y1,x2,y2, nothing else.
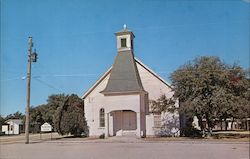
53,94,88,137
30,106,45,123
150,94,176,114
28,106,45,133
27,94,67,133
150,95,180,136
43,94,67,125
5,111,25,120
28,94,66,125
0,115,5,131
213,66,250,129
171,56,249,134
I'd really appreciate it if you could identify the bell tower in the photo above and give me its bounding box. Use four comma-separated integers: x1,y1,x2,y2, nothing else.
101,25,144,95
115,24,135,52
100,25,147,137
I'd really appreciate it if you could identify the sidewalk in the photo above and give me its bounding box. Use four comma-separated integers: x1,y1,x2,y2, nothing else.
1,133,249,145
0,132,65,144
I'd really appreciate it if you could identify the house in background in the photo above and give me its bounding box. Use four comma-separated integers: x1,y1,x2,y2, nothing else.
2,119,23,135
82,26,180,138
213,118,250,131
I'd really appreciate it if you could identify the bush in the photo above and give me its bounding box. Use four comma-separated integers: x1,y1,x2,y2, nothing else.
181,127,202,137
99,133,105,139
53,94,89,137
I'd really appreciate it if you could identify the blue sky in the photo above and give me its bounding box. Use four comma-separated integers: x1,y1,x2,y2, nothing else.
1,0,249,116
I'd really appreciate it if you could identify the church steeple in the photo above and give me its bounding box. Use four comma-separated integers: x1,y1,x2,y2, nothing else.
101,26,144,95
115,24,135,52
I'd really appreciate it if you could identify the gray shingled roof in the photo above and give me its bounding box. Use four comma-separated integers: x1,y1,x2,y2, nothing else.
101,50,144,95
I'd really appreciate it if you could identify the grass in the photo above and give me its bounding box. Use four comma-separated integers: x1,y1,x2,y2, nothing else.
212,133,249,139
143,130,249,142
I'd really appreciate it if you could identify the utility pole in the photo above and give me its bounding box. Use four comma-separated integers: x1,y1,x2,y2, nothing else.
25,37,38,144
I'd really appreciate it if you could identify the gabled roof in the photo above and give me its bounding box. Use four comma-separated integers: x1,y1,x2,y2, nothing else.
135,58,172,89
81,67,112,99
100,50,144,95
82,58,172,99
5,119,23,122
5,119,23,125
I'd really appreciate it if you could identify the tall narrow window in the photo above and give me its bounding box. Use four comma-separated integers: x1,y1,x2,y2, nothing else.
154,114,161,128
99,108,105,127
121,38,126,47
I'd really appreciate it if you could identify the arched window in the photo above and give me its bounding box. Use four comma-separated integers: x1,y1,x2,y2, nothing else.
99,108,105,127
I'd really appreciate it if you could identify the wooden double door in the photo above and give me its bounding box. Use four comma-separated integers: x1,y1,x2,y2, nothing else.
113,110,137,136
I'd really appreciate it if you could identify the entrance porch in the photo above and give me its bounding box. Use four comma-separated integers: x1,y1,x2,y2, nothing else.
112,110,137,136
107,110,142,137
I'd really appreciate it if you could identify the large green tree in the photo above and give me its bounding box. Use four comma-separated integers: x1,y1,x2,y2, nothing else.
171,56,249,133
28,94,67,133
43,94,67,125
29,94,66,126
53,94,88,137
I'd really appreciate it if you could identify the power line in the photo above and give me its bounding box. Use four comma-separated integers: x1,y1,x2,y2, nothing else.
1,68,245,82
54,74,99,77
3,19,247,41
0,77,24,82
33,78,64,93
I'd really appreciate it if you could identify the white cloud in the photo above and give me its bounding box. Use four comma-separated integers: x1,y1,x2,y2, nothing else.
242,0,250,3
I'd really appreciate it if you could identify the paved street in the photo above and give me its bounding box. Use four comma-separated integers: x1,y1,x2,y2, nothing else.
0,136,249,159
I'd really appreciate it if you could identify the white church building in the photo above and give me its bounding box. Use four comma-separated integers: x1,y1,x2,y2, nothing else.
82,26,180,138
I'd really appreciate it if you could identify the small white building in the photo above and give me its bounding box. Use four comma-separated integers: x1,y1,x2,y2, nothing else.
2,119,23,135
82,26,180,138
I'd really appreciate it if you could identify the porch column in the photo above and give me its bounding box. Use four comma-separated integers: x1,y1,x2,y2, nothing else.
136,112,141,137
121,110,123,135
105,113,109,137
109,112,114,136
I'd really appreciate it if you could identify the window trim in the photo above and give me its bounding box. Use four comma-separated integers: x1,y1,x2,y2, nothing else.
99,108,105,127
153,114,161,128
121,38,127,48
